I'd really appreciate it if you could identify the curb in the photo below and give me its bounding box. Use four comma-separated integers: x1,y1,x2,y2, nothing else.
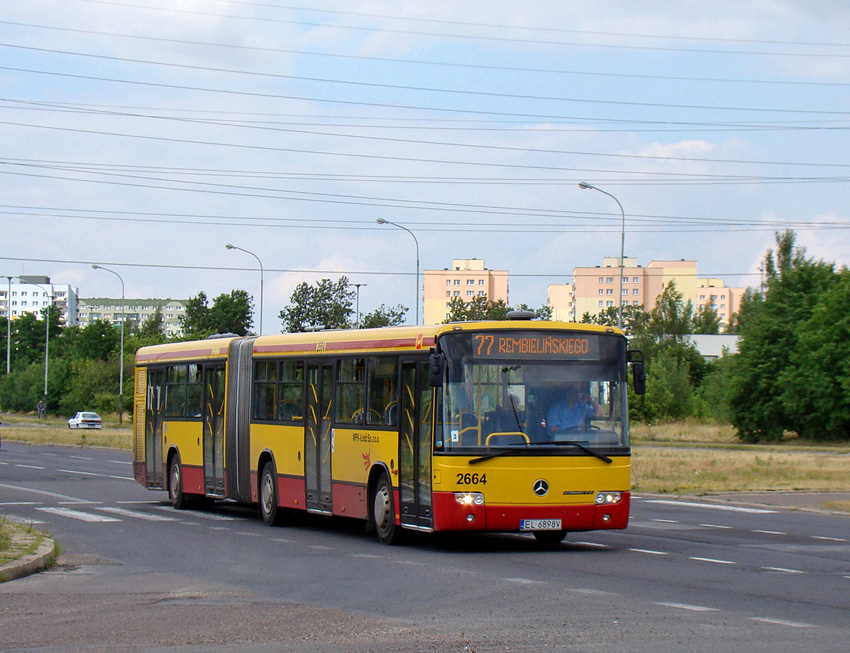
0,537,57,583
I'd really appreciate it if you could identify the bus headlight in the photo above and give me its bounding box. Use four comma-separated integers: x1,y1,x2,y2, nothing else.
455,492,485,506
595,491,622,505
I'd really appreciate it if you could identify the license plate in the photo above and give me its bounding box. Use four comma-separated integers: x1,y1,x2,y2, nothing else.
520,519,562,531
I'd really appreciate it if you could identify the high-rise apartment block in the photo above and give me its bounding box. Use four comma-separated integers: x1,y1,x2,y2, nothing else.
77,298,187,338
549,258,745,329
423,259,508,325
0,276,79,325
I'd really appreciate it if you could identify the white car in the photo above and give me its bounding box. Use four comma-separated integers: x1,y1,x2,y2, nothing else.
68,412,102,429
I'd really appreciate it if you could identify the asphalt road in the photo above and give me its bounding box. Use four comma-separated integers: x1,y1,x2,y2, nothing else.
1,441,848,652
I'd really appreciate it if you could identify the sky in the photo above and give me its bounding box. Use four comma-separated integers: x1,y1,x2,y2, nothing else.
2,0,849,334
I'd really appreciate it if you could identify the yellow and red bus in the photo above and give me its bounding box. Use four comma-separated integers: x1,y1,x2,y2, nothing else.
133,318,645,544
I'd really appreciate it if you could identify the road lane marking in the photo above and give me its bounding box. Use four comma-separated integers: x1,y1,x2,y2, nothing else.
812,535,846,542
630,548,669,555
574,541,609,548
351,553,381,559
153,507,239,521
272,538,295,544
36,507,121,523
749,617,813,628
651,519,679,523
110,460,132,465
69,456,92,461
95,506,178,522
698,523,732,529
645,499,776,514
753,529,785,535
0,501,40,506
15,464,45,470
57,468,135,481
0,482,93,504
690,556,736,565
504,577,545,585
657,602,718,612
762,567,805,574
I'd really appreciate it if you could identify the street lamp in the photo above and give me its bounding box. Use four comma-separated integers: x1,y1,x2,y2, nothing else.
353,283,367,328
3,275,13,374
579,182,626,330
21,281,52,412
376,218,420,325
226,243,264,335
92,265,125,424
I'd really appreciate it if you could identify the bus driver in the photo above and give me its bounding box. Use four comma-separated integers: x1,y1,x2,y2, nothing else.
547,382,604,436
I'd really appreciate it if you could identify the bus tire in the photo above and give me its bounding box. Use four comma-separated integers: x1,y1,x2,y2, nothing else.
533,530,567,545
371,473,402,545
168,453,188,510
259,461,283,527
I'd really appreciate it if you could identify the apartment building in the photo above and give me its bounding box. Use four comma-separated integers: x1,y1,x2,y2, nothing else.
77,298,187,338
0,276,79,325
550,258,744,329
423,258,508,325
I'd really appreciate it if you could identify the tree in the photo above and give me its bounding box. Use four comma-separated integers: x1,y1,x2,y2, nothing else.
692,304,721,335
359,304,408,328
74,320,120,361
10,306,63,369
781,269,850,440
580,305,649,333
279,277,354,333
181,290,254,337
138,308,165,339
728,231,838,442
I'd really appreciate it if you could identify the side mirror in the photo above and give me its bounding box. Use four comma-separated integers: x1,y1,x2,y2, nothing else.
428,349,445,388
627,349,646,395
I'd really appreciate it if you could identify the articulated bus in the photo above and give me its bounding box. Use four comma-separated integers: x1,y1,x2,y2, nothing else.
133,319,645,545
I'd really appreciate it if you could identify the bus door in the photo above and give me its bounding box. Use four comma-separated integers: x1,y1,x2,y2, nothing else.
399,360,433,529
305,363,333,513
145,368,165,488
203,364,226,497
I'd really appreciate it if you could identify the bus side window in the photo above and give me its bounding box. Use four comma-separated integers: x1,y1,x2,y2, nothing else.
335,358,366,424
368,357,398,427
278,360,304,422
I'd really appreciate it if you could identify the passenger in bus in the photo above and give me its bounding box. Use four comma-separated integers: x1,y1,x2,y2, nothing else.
546,383,603,435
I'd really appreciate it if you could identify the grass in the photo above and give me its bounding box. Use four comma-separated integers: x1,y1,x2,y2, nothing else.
1,413,132,449
0,518,47,568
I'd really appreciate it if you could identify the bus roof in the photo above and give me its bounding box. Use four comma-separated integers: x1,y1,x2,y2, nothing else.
135,321,623,364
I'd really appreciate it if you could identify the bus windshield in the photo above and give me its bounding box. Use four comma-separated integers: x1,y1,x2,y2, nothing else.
437,330,628,453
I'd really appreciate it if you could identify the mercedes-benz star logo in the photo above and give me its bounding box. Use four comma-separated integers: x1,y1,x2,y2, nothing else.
533,479,549,497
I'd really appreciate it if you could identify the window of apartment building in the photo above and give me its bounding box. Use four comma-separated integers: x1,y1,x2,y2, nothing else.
598,289,604,296
633,277,639,283
622,277,629,283
478,290,486,296
606,301,613,307
466,279,475,285
445,291,450,297
467,291,474,297
606,289,613,295
454,279,460,285
478,279,484,285
622,288,629,295
453,291,460,296
607,277,614,283
632,289,638,295
445,280,451,286
598,301,604,307
633,301,639,306
599,277,604,283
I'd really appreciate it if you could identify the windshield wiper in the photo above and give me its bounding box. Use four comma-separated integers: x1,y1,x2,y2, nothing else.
469,442,612,465
469,448,521,465
559,441,612,464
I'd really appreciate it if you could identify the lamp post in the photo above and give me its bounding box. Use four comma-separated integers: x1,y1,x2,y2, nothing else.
3,275,13,374
376,218,420,325
22,281,52,412
579,182,626,330
353,283,367,328
92,265,125,424
226,244,264,335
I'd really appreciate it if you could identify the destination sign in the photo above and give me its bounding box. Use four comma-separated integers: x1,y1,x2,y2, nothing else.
471,333,599,360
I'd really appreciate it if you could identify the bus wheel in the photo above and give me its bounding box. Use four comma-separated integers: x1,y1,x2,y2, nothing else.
372,473,402,545
259,461,283,527
533,530,567,545
168,454,188,510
